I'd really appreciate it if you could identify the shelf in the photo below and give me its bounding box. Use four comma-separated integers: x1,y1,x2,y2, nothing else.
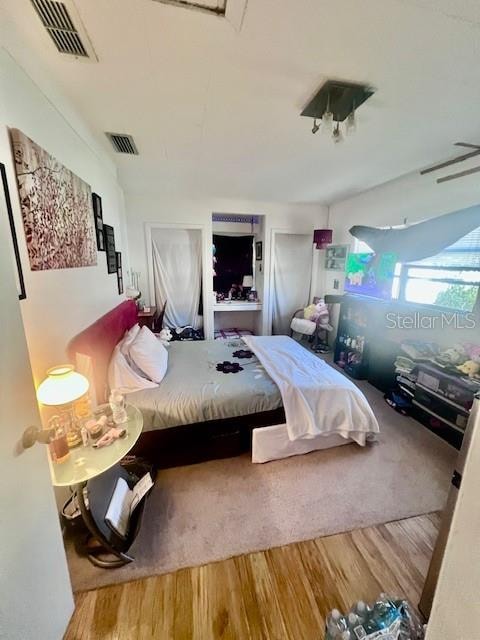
412,400,466,433
416,382,471,415
214,302,262,312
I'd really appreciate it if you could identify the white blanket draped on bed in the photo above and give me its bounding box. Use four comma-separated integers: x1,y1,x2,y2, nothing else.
243,335,380,444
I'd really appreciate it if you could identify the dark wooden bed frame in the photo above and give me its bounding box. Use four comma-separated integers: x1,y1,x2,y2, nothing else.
68,301,285,468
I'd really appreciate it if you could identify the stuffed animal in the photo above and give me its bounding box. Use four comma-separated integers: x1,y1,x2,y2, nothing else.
435,344,467,367
456,360,480,378
158,327,173,347
304,300,332,330
464,343,480,364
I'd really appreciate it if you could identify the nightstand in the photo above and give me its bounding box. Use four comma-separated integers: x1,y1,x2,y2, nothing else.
52,404,153,568
137,306,156,330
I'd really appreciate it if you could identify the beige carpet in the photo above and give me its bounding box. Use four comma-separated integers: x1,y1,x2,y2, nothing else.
66,378,456,592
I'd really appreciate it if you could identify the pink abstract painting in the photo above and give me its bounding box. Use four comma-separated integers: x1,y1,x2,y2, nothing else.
10,128,97,270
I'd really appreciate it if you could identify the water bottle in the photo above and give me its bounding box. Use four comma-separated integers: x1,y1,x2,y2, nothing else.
346,612,368,640
325,609,347,639
109,389,128,425
351,601,369,626
365,593,399,632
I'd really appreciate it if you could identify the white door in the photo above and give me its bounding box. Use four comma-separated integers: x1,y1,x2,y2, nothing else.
0,194,73,636
272,233,313,335
425,396,480,640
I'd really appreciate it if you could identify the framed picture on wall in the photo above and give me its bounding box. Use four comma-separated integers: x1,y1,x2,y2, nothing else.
104,224,117,273
255,241,262,261
1,163,26,300
116,251,123,294
92,192,104,251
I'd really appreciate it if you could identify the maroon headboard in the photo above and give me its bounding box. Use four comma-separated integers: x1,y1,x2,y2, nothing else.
67,300,138,404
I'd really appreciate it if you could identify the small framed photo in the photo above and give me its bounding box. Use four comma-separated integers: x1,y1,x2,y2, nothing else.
116,251,123,294
92,193,104,251
104,224,117,273
255,241,262,261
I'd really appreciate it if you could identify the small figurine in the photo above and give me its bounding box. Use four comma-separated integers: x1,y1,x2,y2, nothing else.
92,427,127,448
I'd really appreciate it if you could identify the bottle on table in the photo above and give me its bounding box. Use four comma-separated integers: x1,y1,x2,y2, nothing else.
109,389,128,425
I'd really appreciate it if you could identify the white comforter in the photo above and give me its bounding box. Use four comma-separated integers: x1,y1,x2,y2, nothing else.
243,335,380,444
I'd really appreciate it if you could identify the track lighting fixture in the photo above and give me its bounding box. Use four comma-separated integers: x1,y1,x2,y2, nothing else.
312,119,320,134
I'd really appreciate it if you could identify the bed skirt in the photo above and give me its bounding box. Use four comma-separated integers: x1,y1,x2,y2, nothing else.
130,407,286,468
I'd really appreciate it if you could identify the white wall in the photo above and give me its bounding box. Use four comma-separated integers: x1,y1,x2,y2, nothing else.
126,194,327,337
323,164,480,296
0,49,128,390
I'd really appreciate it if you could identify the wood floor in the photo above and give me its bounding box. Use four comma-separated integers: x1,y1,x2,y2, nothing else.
64,512,439,640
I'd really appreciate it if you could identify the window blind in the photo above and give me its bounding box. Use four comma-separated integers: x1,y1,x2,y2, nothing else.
409,226,480,269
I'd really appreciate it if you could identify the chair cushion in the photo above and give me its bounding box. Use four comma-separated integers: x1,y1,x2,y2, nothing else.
291,317,317,336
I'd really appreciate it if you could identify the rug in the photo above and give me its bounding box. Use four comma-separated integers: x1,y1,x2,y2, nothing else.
66,379,456,592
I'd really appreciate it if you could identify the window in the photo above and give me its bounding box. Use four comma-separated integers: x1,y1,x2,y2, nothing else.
398,227,480,312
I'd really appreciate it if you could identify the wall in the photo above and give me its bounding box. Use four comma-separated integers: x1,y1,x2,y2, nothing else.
0,166,74,639
126,194,327,337
0,49,128,390
324,164,480,295
321,164,480,346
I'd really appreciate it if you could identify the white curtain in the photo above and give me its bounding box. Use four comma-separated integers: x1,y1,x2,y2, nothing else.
272,233,313,335
152,228,202,328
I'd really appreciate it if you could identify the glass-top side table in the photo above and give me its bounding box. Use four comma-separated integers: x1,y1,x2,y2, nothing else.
50,404,149,569
49,404,143,487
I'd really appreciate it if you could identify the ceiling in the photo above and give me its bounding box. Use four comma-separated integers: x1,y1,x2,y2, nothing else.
2,0,480,204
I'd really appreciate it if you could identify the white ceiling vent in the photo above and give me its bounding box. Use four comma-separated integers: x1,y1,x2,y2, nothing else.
153,0,227,16
105,133,139,155
30,0,98,60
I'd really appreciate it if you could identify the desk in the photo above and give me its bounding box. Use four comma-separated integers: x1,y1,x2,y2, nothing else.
214,301,262,312
53,405,150,568
214,301,263,333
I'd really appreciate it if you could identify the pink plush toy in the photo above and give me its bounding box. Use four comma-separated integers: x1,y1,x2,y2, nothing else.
464,343,480,364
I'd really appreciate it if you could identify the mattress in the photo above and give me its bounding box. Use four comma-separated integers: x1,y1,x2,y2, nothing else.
126,338,282,431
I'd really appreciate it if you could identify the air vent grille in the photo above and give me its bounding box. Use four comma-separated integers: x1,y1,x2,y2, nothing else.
105,133,139,155
153,0,227,16
31,0,90,57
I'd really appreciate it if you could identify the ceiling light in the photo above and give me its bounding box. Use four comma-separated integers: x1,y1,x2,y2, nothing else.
301,79,374,144
345,107,356,136
332,122,343,144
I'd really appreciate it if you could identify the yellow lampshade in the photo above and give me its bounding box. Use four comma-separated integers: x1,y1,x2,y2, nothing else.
36,365,89,406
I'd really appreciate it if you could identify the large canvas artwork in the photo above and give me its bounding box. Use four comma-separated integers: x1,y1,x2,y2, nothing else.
10,128,97,270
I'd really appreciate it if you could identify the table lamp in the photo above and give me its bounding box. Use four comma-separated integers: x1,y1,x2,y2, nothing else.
23,365,90,450
242,275,254,298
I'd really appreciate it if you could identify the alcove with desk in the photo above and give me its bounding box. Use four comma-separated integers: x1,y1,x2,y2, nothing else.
212,213,265,335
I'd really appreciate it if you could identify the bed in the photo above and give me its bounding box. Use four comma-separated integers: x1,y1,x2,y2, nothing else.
68,301,379,468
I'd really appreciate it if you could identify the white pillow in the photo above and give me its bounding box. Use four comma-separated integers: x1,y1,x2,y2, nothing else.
120,323,140,356
108,343,158,394
128,326,169,384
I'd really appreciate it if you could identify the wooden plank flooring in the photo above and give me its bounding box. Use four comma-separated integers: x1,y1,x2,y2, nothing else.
64,512,439,640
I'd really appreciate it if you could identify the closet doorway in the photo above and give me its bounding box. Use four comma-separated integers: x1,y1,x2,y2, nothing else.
146,224,207,333
271,232,313,335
